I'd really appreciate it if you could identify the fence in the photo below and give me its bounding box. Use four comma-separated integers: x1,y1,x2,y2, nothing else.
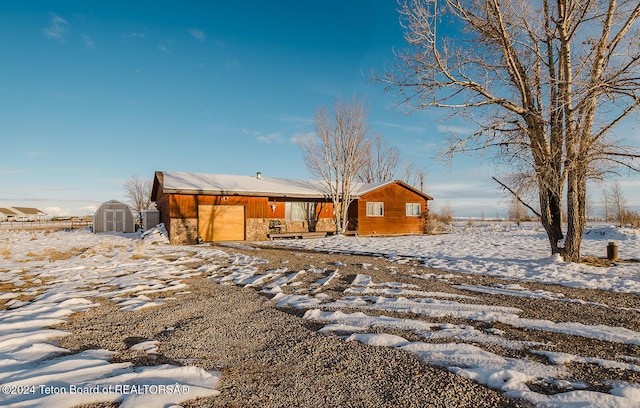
0,220,92,231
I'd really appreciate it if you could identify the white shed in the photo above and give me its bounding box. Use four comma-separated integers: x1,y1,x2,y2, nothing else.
141,209,160,231
93,200,135,233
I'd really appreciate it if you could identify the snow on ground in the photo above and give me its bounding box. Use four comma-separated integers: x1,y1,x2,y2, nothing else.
0,227,222,407
0,222,639,407
265,223,640,294
260,222,640,407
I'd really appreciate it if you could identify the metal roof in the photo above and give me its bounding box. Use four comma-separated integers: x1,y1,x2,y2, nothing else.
153,171,433,201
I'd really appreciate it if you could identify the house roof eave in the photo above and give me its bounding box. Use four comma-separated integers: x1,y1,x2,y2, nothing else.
161,188,329,200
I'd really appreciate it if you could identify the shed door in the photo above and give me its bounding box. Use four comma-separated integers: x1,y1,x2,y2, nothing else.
104,209,125,232
198,205,245,241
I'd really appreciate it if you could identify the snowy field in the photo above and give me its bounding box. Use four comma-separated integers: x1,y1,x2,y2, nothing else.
0,223,639,407
266,222,640,294
0,227,222,407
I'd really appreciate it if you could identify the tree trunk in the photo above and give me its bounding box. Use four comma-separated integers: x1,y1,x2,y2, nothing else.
539,185,564,255
563,165,587,262
334,201,343,234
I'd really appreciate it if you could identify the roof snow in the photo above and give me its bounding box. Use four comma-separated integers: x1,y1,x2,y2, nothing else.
156,171,404,199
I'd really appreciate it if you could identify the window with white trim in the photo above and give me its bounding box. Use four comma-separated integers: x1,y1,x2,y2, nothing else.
366,202,384,217
406,203,421,216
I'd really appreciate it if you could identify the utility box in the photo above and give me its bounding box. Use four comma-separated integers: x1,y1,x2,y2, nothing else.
607,241,618,261
141,209,160,231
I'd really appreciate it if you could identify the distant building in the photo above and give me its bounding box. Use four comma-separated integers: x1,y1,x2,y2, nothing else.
0,207,47,222
0,208,17,222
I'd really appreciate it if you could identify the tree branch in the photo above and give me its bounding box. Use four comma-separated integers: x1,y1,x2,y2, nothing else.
492,176,542,218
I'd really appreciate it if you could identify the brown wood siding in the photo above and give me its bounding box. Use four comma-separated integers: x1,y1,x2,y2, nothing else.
167,194,269,219
169,194,198,218
315,202,335,219
354,183,428,236
154,190,171,236
196,195,269,218
268,202,285,218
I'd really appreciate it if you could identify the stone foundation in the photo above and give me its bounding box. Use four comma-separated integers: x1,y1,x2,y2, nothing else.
276,219,336,234
315,218,335,233
246,218,269,241
169,218,198,245
168,217,337,244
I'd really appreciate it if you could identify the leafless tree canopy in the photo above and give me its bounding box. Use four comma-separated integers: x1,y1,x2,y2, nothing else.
357,134,428,192
400,161,427,191
358,134,400,183
380,0,640,261
124,175,153,220
607,181,628,225
299,97,370,233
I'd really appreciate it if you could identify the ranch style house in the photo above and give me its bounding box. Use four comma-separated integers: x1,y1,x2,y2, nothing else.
151,171,433,244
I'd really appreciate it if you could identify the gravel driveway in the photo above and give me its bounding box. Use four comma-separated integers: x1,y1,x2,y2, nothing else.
58,244,640,407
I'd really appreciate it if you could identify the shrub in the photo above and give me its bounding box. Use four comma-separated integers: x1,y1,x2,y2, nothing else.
619,210,640,228
424,211,454,234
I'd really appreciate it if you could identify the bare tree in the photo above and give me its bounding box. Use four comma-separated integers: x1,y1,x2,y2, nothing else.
600,189,612,221
608,182,628,226
585,194,593,221
357,134,428,191
416,169,427,190
358,134,400,183
439,200,454,224
379,0,640,261
124,175,153,222
508,196,528,225
399,160,428,191
400,160,415,183
299,97,370,234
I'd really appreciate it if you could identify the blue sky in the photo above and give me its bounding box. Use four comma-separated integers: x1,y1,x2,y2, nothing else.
1,1,638,218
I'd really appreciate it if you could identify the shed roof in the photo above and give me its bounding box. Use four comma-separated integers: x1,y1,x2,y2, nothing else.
0,208,18,215
93,200,133,217
98,199,130,206
152,171,433,201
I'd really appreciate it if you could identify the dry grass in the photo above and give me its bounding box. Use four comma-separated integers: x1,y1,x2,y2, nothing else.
0,281,17,292
86,242,128,257
24,247,89,262
580,256,614,267
0,272,48,310
1,245,10,259
130,254,150,260
580,255,640,267
1,292,39,309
